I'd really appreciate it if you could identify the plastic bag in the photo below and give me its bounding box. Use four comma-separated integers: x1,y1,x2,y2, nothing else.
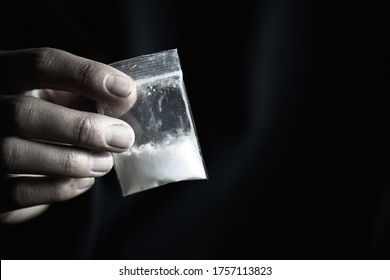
98,49,207,196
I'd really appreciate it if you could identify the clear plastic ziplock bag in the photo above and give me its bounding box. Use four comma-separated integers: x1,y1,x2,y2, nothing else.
98,49,207,196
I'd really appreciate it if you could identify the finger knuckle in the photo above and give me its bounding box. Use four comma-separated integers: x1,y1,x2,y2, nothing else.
31,47,58,75
8,95,37,136
74,114,97,146
78,60,99,87
61,151,82,176
0,137,17,172
50,179,78,202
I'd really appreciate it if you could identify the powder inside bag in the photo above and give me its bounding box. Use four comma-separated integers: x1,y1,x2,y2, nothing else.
114,134,207,196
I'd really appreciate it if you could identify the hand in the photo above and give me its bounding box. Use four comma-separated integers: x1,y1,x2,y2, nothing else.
0,48,136,223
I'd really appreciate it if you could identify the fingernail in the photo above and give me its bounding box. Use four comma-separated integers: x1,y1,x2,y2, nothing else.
105,74,133,97
106,124,134,150
77,177,95,190
90,152,113,175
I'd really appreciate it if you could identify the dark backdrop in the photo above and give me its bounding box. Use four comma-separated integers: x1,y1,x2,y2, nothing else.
1,0,389,259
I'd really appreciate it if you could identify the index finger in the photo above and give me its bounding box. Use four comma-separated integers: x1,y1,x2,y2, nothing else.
0,48,136,116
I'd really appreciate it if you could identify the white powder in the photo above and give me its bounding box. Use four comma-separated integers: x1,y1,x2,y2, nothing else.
114,135,207,196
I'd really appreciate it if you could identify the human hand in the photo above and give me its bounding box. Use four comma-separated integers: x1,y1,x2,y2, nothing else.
0,48,136,223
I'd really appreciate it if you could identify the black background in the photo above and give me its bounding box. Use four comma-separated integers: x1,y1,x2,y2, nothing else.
1,0,389,259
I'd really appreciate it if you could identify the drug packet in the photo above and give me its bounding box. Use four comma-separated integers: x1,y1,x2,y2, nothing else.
98,49,207,196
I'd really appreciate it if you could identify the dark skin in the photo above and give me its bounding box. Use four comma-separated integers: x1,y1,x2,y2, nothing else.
0,48,136,223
